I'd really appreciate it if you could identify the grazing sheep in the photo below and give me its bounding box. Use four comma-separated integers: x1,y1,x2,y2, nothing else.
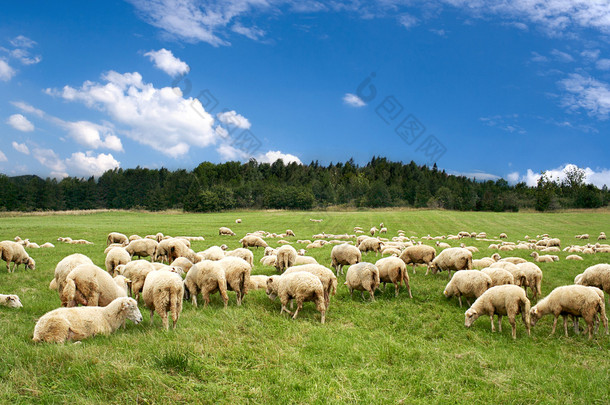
129,234,142,242
169,257,195,274
142,270,184,330
379,227,388,234
443,270,492,307
430,247,473,278
32,297,142,343
294,256,318,265
436,241,451,250
0,294,22,308
464,285,531,339
530,285,608,339
481,267,515,287
219,227,236,236
358,237,384,255
399,245,437,275
217,257,251,306
198,246,225,261
107,232,128,246
574,264,610,304
0,241,35,272
276,245,298,273
155,238,190,263
516,262,543,300
125,239,158,261
260,255,277,267
375,256,412,298
369,227,378,236
184,260,229,308
247,275,269,291
225,248,254,266
115,260,156,302
284,264,337,308
530,251,556,263
62,264,130,307
490,261,527,287
566,254,583,261
306,240,328,249
105,247,131,276
240,235,269,249
330,244,362,275
266,272,326,323
472,253,501,269
104,243,124,254
344,262,380,301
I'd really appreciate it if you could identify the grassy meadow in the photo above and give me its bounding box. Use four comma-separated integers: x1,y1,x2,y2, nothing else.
0,209,609,404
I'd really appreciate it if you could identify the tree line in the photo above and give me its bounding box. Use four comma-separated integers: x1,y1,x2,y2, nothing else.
0,157,607,212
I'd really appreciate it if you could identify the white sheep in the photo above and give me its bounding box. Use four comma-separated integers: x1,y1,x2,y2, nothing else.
574,264,610,304
276,245,297,273
235,218,242,224
489,261,526,287
260,255,277,267
516,262,543,300
294,256,318,265
142,270,184,330
240,235,269,249
0,241,35,272
331,244,362,275
107,232,128,246
0,294,22,308
430,247,473,278
184,260,229,308
283,264,337,309
61,264,130,307
51,254,95,296
530,251,556,263
32,297,142,343
472,253,501,269
114,260,156,302
217,257,251,306
566,254,583,261
530,285,608,339
247,275,269,291
266,271,326,323
499,257,527,265
443,270,492,307
225,248,254,266
125,239,158,261
105,247,131,276
464,285,531,339
375,256,412,298
358,237,384,255
399,245,437,275
344,262,380,301
480,267,514,287
219,227,236,236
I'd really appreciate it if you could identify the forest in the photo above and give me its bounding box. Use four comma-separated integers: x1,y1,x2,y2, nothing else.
0,157,607,212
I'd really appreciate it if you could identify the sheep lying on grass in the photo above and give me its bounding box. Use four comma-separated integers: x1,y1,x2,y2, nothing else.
266,271,326,323
219,227,236,236
530,251,557,263
143,270,184,330
0,294,22,308
464,285,531,339
345,262,380,301
0,241,35,272
443,270,491,307
530,285,608,339
33,297,142,343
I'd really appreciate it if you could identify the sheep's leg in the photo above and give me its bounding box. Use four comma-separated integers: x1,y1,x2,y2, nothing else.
394,283,399,298
562,315,569,337
586,318,594,340
458,295,463,308
572,316,580,335
191,291,198,308
490,314,495,332
551,315,558,335
508,315,517,339
381,282,386,292
466,299,472,307
360,291,365,300
498,315,503,332
349,288,353,299
369,289,375,302
159,308,169,331
149,309,155,325
292,300,303,320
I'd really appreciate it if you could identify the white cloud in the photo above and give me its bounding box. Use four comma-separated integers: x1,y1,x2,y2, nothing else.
32,148,67,174
144,49,190,76
343,93,366,107
451,171,500,181
6,114,34,132
217,110,251,129
596,59,610,70
47,71,217,158
65,151,120,178
550,49,573,62
256,150,302,164
559,73,610,120
232,23,265,40
217,143,247,161
63,121,123,152
0,59,16,81
11,101,44,117
10,35,36,48
399,14,418,29
530,52,548,63
5,35,41,65
0,150,6,162
581,49,600,61
507,164,610,188
12,142,30,155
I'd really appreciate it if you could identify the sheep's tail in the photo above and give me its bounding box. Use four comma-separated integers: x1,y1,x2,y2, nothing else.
61,275,76,306
106,235,112,246
49,278,58,290
372,269,379,286
520,295,531,326
466,256,473,270
330,277,338,296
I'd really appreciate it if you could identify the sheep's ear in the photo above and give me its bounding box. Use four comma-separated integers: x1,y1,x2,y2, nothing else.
8,296,16,302
121,301,130,310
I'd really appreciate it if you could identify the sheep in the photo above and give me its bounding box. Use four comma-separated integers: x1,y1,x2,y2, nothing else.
481,267,514,287
541,247,560,253
379,227,388,234
32,297,142,343
443,270,492,307
219,227,236,236
344,262,380,301
0,241,35,273
574,264,610,304
530,251,556,263
306,240,328,249
51,254,94,296
436,241,451,249
235,218,242,224
286,229,296,237
576,234,590,240
357,237,384,255
499,257,527,265
369,227,378,236
294,256,318,265
570,287,608,336
104,243,124,254
429,247,473,278
225,248,254,266
566,254,583,261
276,245,298,273
197,246,224,261
381,247,402,257
155,238,189,263
184,260,229,308
142,269,184,330
240,235,269,249
499,233,508,239
330,243,362,275
62,264,130,307
530,285,608,339
460,243,479,253
489,261,526,287
40,242,55,248
516,262,543,300
247,275,269,291
0,294,22,308
598,232,607,241
472,253,501,269
217,257,251,306
464,285,531,339
260,255,277,267
105,247,131,276
266,271,326,323
129,234,142,242
107,232,128,246
399,245,436,275
125,239,158,261
115,260,156,301
284,264,337,309
170,257,195,274
375,257,412,298
25,241,40,249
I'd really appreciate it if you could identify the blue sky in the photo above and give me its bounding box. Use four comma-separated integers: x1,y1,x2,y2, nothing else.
1,0,609,187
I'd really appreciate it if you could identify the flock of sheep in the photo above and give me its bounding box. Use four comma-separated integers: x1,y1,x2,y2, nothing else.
1,223,609,343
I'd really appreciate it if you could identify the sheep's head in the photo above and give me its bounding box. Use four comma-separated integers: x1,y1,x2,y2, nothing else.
574,274,583,284
529,307,541,326
115,264,126,275
464,309,478,327
265,277,279,300
114,275,131,295
121,298,143,324
443,289,451,298
3,295,22,308
26,258,35,271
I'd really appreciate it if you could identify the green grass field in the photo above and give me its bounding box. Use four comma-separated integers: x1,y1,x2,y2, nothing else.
0,209,608,404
